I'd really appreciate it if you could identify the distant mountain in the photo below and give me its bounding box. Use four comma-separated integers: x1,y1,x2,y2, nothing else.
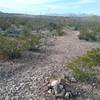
0,11,4,14
0,11,99,18
47,13,96,17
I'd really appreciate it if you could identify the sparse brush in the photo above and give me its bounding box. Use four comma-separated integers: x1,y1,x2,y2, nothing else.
0,36,26,59
0,32,42,60
67,48,100,84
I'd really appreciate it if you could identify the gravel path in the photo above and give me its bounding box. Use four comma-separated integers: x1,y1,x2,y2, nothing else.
0,29,100,100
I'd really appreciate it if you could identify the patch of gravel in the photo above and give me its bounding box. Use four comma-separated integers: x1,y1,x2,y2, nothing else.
0,29,100,100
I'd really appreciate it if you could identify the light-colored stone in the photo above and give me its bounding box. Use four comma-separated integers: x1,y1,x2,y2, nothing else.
50,80,59,87
65,92,72,99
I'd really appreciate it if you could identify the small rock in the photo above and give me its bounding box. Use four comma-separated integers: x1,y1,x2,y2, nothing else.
86,98,91,100
65,92,72,99
29,98,33,100
50,80,59,87
70,77,77,83
48,78,81,100
48,89,52,94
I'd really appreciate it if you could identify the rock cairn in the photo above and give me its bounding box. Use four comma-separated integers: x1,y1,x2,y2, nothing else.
47,79,81,100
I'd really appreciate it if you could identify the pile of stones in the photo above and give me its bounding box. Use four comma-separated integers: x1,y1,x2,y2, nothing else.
47,79,82,100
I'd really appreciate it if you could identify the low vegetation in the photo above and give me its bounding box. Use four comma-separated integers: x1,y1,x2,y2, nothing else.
0,34,41,60
22,34,41,51
0,13,66,60
78,22,100,42
0,36,23,59
67,16,100,42
0,13,100,60
68,48,100,84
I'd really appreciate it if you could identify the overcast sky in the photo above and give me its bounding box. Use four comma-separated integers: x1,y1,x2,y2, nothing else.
0,0,100,15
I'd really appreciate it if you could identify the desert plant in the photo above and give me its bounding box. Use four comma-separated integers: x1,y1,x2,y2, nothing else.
0,36,25,59
48,22,58,32
79,28,100,42
22,34,41,51
68,48,100,84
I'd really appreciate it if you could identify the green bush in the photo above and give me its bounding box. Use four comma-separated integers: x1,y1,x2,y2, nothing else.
0,33,41,60
76,21,100,42
47,22,65,36
48,22,57,32
0,36,25,59
20,34,41,51
68,48,100,84
79,29,100,42
57,29,65,36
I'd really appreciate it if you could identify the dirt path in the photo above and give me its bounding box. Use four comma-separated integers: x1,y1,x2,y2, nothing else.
0,29,100,100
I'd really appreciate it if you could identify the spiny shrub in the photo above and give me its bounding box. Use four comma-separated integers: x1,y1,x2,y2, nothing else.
68,48,100,84
0,36,26,59
78,21,100,42
79,29,100,42
21,34,41,51
48,22,64,36
57,29,65,36
0,33,41,60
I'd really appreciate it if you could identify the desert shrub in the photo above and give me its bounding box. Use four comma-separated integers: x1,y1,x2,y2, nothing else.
0,36,26,59
68,48,100,84
56,24,64,36
48,22,58,32
95,32,100,41
4,24,31,37
21,26,31,35
21,34,41,51
5,24,21,37
0,33,41,60
76,20,100,42
47,22,64,36
57,29,65,36
79,29,100,42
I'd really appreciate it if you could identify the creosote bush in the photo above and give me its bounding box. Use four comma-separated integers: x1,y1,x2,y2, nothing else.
0,34,41,60
48,22,65,36
0,36,26,59
68,48,100,84
23,34,41,51
79,29,100,42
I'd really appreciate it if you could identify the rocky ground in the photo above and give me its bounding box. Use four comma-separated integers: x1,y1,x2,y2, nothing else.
0,29,100,100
